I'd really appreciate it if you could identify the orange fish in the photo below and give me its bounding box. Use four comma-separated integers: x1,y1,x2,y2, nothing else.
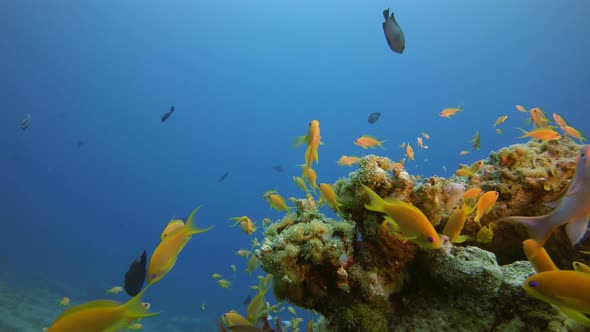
337,155,360,166
473,191,499,224
561,125,586,143
515,105,528,113
416,137,427,149
440,104,463,118
529,107,550,128
442,205,474,243
263,190,291,212
354,135,387,149
552,113,568,127
518,127,561,141
294,120,322,170
494,115,508,127
421,132,431,139
522,239,558,273
405,143,414,160
318,183,343,215
459,150,470,156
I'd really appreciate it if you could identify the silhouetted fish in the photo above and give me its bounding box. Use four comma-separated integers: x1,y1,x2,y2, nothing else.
218,171,229,183
272,164,284,173
124,250,147,296
161,105,175,123
76,140,84,149
20,113,31,130
382,8,405,54
368,112,381,124
243,294,251,305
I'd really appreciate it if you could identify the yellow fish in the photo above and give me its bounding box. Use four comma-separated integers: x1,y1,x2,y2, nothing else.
293,176,310,193
561,125,586,143
263,191,291,213
294,120,322,171
494,115,508,127
475,224,494,243
318,183,343,215
147,206,213,285
302,166,318,193
362,184,440,249
442,205,473,243
354,135,387,149
405,143,414,160
47,286,158,332
573,261,590,274
473,191,499,224
222,312,254,327
160,218,185,241
523,270,590,326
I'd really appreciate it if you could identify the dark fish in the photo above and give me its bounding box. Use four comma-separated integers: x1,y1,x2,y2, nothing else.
218,171,229,183
161,105,175,123
76,140,84,149
368,112,381,124
272,164,284,173
124,250,147,296
242,294,251,305
382,8,405,54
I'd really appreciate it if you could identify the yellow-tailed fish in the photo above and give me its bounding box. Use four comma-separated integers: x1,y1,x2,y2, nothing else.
47,286,158,332
522,239,558,273
246,254,260,277
440,104,462,118
147,206,213,285
529,107,550,128
58,297,70,306
361,183,440,249
302,166,318,193
217,279,232,289
263,191,291,213
222,312,254,327
294,120,322,171
293,176,309,193
501,145,590,258
561,125,586,143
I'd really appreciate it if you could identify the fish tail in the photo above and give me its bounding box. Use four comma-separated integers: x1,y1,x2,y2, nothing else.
361,184,386,213
123,285,159,319
517,128,530,138
502,215,553,257
185,206,214,235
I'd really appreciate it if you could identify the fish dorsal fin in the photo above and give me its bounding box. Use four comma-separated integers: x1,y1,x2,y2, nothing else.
383,9,390,20
56,300,121,320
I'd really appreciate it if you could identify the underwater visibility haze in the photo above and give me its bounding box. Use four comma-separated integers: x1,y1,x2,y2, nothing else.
2,0,590,331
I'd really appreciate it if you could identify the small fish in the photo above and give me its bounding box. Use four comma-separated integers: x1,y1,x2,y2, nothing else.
476,224,494,243
518,127,561,141
124,250,147,297
368,112,381,124
421,132,431,139
472,131,480,150
231,264,237,273
515,105,528,113
416,137,427,149
272,164,285,173
302,166,318,193
495,128,502,134
473,191,499,224
212,273,223,279
20,113,31,130
218,171,230,183
318,183,343,215
552,113,568,127
243,294,252,305
362,183,440,249
293,120,322,171
529,107,550,128
440,105,462,118
337,155,360,166
382,9,405,54
245,254,260,277
523,270,590,326
561,125,586,143
442,206,473,243
127,322,144,330
58,297,70,306
405,143,414,160
293,176,309,193
459,150,470,156
236,249,251,257
201,303,206,311
105,286,123,294
354,135,387,149
494,115,508,127
217,279,232,289
263,190,291,213
161,105,175,122
462,188,483,204
501,145,590,258
76,140,84,149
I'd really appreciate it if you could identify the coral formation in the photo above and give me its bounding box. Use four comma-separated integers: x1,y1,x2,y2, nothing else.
256,138,590,331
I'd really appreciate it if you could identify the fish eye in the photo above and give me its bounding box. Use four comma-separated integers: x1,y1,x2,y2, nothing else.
528,281,539,288
150,274,156,280
427,236,434,243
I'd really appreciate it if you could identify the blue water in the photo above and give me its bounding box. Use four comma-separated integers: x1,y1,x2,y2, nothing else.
2,0,589,330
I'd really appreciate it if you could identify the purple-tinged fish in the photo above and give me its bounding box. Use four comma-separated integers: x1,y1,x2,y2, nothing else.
502,145,590,257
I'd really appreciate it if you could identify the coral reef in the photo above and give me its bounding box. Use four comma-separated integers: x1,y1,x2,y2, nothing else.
256,138,590,331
